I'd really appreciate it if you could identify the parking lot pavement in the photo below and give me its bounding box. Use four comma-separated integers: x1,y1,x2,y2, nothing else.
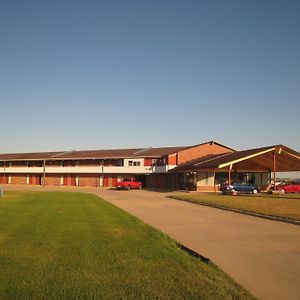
5,186,300,300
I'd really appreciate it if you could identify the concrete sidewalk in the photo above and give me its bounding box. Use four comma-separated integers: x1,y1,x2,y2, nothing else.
93,189,300,300
5,186,300,300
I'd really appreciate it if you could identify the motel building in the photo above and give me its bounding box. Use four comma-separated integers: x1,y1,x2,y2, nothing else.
0,141,300,191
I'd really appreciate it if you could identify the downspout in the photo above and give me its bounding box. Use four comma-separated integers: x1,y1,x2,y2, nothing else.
3,161,6,184
273,152,276,191
43,160,46,187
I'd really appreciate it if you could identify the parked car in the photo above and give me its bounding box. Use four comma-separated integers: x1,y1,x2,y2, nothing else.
269,180,288,191
116,178,142,190
221,181,259,194
275,181,300,194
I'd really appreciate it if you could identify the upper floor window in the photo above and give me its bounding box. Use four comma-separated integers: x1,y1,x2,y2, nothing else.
116,159,124,166
128,160,141,167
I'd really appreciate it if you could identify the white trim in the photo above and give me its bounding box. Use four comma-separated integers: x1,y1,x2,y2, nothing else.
99,175,104,187
218,148,275,169
283,150,300,160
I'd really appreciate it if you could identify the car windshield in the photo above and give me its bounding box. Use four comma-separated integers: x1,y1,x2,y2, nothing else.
123,178,131,182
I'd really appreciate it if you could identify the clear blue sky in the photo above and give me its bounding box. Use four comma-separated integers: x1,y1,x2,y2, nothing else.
0,0,299,153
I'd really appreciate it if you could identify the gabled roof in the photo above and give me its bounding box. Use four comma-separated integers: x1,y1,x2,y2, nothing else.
185,140,235,152
171,145,300,172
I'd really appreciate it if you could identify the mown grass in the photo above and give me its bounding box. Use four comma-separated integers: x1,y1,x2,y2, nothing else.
171,193,300,220
0,191,254,299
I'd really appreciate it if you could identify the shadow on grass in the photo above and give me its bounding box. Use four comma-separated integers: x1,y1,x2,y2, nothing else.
177,243,210,263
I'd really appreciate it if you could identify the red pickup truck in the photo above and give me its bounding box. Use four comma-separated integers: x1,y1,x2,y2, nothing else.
116,178,142,190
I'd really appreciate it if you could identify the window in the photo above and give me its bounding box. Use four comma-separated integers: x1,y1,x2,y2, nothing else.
116,159,124,166
129,160,141,167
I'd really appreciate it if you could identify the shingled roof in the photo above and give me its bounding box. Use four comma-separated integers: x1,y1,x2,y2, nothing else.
0,146,189,161
170,145,300,172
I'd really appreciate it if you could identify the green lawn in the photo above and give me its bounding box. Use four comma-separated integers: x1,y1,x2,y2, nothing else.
0,191,254,299
171,193,300,220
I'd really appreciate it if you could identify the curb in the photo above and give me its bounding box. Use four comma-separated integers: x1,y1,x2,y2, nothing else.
168,196,300,226
176,243,210,263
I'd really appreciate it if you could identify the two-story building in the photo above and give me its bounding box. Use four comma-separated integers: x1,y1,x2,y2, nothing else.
0,140,299,191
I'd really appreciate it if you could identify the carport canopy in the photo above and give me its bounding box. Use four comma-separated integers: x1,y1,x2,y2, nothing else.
170,145,300,184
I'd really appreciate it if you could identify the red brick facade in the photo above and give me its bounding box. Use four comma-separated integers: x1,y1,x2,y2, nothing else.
177,143,233,164
0,141,252,190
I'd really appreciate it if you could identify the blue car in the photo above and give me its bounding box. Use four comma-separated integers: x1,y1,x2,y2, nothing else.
221,181,259,194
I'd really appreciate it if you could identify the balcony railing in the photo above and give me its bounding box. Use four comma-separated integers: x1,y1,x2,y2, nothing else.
0,165,177,174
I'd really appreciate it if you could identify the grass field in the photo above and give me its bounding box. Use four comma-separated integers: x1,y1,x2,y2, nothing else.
0,191,254,299
171,193,300,220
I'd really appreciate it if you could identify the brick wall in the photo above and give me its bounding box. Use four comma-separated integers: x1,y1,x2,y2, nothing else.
44,175,60,186
0,175,8,184
196,185,219,192
79,175,98,187
30,175,41,185
11,175,27,185
177,143,233,164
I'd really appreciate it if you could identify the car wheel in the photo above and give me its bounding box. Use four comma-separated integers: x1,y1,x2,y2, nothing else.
127,185,131,190
280,188,286,194
252,189,258,194
139,185,142,190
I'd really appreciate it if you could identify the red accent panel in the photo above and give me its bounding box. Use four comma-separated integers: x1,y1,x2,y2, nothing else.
104,175,109,187
144,158,153,166
70,176,76,186
111,176,117,187
168,154,177,165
